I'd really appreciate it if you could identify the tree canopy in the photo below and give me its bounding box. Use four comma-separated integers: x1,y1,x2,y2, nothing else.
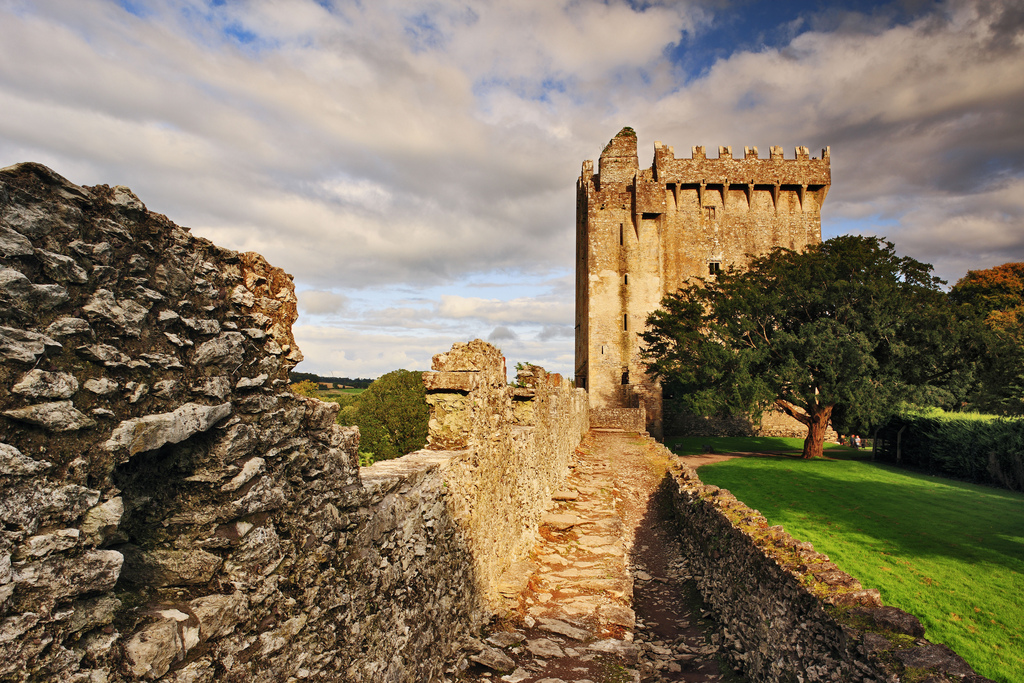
348,369,429,461
641,235,965,458
950,262,1024,415
950,262,1024,324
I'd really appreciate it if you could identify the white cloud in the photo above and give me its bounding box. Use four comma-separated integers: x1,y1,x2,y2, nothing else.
438,294,573,325
298,290,349,316
1,0,1021,380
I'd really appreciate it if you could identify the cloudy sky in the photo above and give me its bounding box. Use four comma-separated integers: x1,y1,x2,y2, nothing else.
1,0,1022,379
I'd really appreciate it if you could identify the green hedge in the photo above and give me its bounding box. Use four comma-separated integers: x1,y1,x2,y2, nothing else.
874,409,1024,491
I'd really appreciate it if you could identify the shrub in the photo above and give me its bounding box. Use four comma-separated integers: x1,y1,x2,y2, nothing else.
875,408,1024,490
338,369,428,462
289,379,321,398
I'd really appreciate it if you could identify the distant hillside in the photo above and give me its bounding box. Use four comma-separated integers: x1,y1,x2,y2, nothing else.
289,371,373,389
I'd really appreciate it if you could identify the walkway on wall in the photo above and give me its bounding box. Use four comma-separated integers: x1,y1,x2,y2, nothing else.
456,430,744,683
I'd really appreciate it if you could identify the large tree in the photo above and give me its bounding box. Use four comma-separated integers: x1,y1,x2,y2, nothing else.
641,235,964,458
950,262,1024,414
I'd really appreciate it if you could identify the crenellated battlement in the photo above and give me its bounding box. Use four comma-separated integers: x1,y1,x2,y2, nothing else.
583,129,830,192
651,140,830,187
654,141,829,162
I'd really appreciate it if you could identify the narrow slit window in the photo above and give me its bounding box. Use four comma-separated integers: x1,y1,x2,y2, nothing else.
619,223,624,245
621,369,629,385
623,314,628,331
624,274,628,285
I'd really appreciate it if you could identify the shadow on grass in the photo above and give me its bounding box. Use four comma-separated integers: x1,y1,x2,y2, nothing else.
696,456,1024,574
666,436,871,459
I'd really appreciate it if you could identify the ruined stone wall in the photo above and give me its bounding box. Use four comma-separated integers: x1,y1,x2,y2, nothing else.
0,162,369,682
663,443,991,683
0,164,589,682
423,343,590,609
575,129,829,437
589,407,646,433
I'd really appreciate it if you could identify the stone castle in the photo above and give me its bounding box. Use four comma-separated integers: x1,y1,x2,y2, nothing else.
575,127,831,436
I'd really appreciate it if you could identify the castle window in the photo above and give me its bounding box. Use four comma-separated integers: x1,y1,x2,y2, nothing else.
623,315,628,331
704,206,716,220
709,261,722,276
619,224,623,245
624,274,628,285
621,369,629,385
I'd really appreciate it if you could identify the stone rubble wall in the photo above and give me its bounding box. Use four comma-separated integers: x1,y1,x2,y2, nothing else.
661,442,991,683
423,343,590,609
590,407,646,433
0,163,590,682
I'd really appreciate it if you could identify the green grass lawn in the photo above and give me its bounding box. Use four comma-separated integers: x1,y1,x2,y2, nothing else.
681,439,1024,682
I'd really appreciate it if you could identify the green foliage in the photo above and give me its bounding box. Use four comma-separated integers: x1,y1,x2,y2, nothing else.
348,369,428,462
698,454,1024,683
875,408,1024,490
289,379,321,398
949,263,1024,415
641,235,966,458
950,262,1024,317
336,403,359,427
318,392,360,426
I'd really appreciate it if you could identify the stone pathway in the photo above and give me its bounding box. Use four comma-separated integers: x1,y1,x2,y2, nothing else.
454,430,745,683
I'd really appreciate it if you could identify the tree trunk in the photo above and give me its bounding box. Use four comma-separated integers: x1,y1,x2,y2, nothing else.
801,406,833,459
775,400,833,459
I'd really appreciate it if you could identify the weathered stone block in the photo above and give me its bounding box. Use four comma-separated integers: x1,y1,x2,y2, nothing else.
0,326,61,363
125,618,188,680
120,547,222,587
423,370,480,393
193,332,246,368
0,444,50,476
12,370,78,399
3,400,95,431
189,593,249,641
12,549,123,599
104,402,232,457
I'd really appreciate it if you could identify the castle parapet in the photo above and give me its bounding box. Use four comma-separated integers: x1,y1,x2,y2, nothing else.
584,135,831,190
654,141,831,187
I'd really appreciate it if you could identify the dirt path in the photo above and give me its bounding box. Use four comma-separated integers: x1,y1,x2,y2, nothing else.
455,430,744,683
668,452,740,469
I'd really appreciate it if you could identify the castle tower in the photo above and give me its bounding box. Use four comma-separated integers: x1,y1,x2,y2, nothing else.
575,127,831,437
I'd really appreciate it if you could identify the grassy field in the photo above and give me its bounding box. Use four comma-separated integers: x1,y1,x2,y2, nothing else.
677,438,1024,682
318,387,364,398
